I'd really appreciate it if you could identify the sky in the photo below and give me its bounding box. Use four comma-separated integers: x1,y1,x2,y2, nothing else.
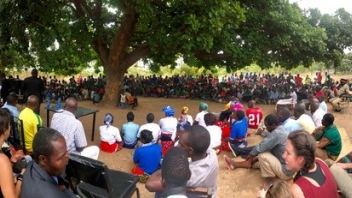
289,0,352,14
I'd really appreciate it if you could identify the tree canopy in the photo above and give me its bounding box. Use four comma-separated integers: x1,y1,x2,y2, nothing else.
0,0,350,105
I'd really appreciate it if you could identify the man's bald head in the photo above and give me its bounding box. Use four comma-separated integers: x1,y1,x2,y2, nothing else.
248,100,255,108
27,95,39,110
64,97,78,113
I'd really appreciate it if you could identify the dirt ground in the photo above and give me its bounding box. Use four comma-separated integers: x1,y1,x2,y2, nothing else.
38,97,352,198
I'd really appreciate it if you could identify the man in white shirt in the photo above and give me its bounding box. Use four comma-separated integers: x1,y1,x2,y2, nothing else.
137,113,160,144
204,113,222,149
311,97,326,127
51,97,99,160
194,102,208,127
146,125,218,198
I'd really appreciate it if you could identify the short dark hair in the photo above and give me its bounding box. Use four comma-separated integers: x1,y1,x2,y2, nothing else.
33,128,63,162
264,114,280,126
6,92,18,104
162,147,189,188
236,110,245,120
0,108,12,136
140,130,153,143
146,113,154,123
323,113,334,125
185,125,210,155
219,110,232,121
204,113,216,126
294,103,305,115
127,111,134,122
278,107,291,120
31,69,38,77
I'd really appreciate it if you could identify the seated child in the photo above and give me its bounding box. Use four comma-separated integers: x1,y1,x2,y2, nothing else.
132,130,162,182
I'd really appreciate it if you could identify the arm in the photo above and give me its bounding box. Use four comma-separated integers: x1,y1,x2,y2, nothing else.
336,163,352,170
145,169,163,192
0,155,16,198
15,169,25,198
250,131,279,156
74,122,88,152
316,137,331,149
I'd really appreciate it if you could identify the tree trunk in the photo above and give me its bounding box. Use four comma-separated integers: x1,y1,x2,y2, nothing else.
101,63,127,107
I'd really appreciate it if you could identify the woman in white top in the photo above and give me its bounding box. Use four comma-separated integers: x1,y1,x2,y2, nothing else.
99,113,123,153
158,106,178,156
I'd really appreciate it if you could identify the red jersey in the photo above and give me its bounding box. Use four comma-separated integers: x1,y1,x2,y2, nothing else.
246,107,263,129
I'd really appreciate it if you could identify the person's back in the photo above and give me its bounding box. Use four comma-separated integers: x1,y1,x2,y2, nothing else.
296,114,315,134
246,100,263,129
188,149,218,198
19,95,42,153
294,159,339,198
22,69,45,103
134,143,162,175
51,110,86,154
122,112,139,148
137,113,160,143
50,97,99,160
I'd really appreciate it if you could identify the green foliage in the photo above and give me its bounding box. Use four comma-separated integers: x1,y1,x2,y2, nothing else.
1,0,350,104
304,8,352,69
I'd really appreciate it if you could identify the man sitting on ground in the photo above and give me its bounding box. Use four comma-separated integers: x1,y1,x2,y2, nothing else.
224,114,295,180
277,107,301,133
50,97,99,160
121,111,139,148
313,113,342,161
293,103,315,134
245,100,263,130
310,97,326,127
146,125,219,198
19,95,42,153
21,128,75,198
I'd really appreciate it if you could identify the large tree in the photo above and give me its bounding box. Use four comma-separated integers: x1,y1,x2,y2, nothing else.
0,0,327,105
304,8,352,70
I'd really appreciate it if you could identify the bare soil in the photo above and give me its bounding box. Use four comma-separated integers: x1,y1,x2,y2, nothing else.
39,97,352,198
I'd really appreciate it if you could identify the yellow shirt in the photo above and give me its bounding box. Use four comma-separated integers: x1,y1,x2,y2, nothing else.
19,107,42,152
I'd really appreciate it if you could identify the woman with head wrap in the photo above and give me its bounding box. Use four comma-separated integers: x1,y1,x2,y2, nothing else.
178,106,193,125
158,106,178,155
99,113,123,153
194,102,208,127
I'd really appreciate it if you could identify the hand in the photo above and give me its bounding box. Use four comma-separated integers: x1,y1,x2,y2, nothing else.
316,126,325,131
336,163,347,170
10,152,25,164
224,137,230,142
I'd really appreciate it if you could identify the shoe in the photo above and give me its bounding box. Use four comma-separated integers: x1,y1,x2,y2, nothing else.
228,142,237,157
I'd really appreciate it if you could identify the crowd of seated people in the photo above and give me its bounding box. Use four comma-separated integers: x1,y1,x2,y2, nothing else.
1,69,352,197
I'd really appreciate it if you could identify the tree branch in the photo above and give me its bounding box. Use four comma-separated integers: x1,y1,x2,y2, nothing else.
109,6,137,67
122,43,151,69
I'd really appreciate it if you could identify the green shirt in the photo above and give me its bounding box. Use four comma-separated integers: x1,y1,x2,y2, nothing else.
318,124,342,156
